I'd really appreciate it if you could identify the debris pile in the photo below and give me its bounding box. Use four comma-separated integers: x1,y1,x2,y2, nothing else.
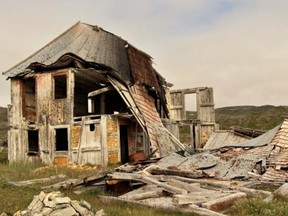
8,119,288,215
12,191,105,216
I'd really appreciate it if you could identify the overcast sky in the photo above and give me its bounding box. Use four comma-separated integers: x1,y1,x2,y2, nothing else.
0,0,288,109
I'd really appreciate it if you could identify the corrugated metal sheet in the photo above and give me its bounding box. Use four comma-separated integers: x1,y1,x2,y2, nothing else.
245,144,274,159
260,167,288,182
3,22,132,83
177,153,219,170
268,149,288,168
203,154,258,180
156,152,219,170
271,119,288,148
223,125,280,148
204,131,249,150
156,153,186,169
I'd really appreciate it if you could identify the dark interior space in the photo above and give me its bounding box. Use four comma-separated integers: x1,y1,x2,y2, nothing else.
55,128,68,151
28,130,39,154
120,125,129,163
74,70,109,117
92,91,129,115
54,75,67,99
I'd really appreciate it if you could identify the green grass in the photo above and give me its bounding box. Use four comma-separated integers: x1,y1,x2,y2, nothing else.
0,150,193,216
229,196,288,216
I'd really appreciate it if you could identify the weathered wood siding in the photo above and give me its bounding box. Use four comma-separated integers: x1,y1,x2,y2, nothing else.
170,91,185,120
197,88,215,123
8,69,73,163
71,118,103,165
8,79,24,162
169,87,217,148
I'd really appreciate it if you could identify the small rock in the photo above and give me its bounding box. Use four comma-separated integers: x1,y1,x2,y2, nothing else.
274,183,288,197
264,194,274,203
50,206,79,216
20,210,28,216
13,211,21,216
54,203,71,210
80,200,92,211
27,196,40,210
33,213,44,216
54,197,71,205
41,207,53,216
96,209,106,216
0,213,8,216
38,191,47,201
50,191,62,200
71,201,90,216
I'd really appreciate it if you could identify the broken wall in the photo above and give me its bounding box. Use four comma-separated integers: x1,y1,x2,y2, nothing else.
169,87,217,148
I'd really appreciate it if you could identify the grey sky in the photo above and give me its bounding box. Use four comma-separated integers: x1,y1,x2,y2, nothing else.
0,0,287,109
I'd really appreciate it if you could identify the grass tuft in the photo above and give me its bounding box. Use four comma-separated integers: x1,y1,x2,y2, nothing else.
229,196,288,216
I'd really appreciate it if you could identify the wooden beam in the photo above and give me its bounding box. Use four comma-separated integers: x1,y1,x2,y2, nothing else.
202,192,247,212
121,189,163,201
149,167,204,178
8,175,67,187
88,86,113,97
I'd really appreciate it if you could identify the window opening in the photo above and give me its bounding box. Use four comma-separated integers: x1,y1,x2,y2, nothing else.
28,130,39,155
54,75,67,99
89,124,95,132
55,128,68,151
23,78,36,122
185,94,197,120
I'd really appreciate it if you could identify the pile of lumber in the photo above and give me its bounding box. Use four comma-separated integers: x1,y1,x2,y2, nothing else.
8,157,273,215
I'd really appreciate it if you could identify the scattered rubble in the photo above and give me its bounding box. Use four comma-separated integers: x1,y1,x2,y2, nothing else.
6,119,288,215
9,191,105,216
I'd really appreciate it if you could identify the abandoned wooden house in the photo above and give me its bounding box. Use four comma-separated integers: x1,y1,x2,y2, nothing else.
3,22,216,166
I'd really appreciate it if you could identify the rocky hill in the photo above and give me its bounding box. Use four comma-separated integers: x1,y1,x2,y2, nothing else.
215,105,288,131
0,107,8,142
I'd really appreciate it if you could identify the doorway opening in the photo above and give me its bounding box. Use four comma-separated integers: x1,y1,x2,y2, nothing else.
120,125,129,163
28,130,39,155
55,128,68,151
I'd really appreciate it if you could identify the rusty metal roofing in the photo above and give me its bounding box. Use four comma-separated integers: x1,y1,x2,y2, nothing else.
271,119,288,148
3,22,132,83
204,131,249,150
260,167,288,183
268,149,288,168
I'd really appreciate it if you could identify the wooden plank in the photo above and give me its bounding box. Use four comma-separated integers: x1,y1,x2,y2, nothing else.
100,196,226,216
108,172,187,195
167,179,202,192
8,175,67,187
202,192,246,212
149,167,204,178
121,189,163,201
142,176,188,195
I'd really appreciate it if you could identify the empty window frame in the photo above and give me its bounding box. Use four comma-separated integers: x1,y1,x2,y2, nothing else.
54,75,67,99
23,78,36,121
28,130,39,153
55,128,68,151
